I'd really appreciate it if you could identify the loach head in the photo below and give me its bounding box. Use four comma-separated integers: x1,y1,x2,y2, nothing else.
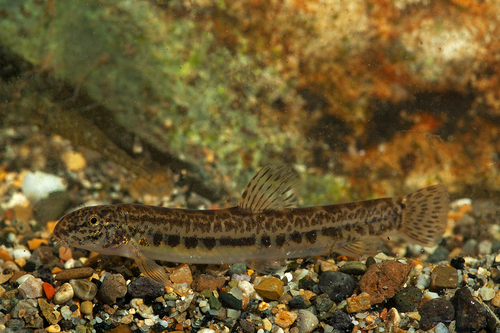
52,205,130,254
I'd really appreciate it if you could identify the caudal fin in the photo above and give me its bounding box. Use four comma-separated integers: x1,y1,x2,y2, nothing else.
400,185,449,247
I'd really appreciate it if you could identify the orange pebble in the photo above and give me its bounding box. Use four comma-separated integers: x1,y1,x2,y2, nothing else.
0,249,13,262
27,238,49,250
46,221,58,234
52,267,63,274
43,282,55,300
59,246,73,261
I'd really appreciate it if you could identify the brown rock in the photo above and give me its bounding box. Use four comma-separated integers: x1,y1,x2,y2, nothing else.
38,298,61,325
254,277,284,300
346,292,371,313
169,263,193,286
359,260,413,305
195,274,226,291
430,265,459,291
55,267,94,281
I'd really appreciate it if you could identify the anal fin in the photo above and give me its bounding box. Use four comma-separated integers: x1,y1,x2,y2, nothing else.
245,258,287,275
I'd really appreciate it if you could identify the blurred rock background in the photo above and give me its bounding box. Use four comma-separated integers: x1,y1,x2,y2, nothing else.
1,0,500,206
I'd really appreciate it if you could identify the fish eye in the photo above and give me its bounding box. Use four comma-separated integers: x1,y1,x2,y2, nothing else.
89,215,99,226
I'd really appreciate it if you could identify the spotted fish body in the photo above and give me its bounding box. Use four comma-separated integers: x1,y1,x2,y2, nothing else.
53,165,449,286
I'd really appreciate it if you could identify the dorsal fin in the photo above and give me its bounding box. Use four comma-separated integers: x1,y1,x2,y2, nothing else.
237,164,299,212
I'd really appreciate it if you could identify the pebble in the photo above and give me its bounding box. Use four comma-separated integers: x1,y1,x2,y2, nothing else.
97,274,127,304
195,274,226,291
479,283,496,301
21,170,67,202
262,318,272,331
339,261,367,275
238,280,256,297
12,299,39,319
320,260,338,272
46,324,62,332
38,298,61,325
430,265,459,291
318,271,355,302
254,277,284,300
43,282,55,300
288,295,311,309
6,318,25,331
176,294,194,312
295,309,319,333
18,274,44,299
346,292,371,313
427,245,450,263
392,285,422,312
127,276,165,298
418,298,455,331
81,300,93,315
69,279,98,301
220,291,242,309
491,290,500,307
228,262,247,275
130,298,156,319
209,295,222,310
169,263,193,285
385,307,401,332
359,260,412,304
315,293,334,312
53,282,74,305
55,267,94,281
452,286,487,332
274,308,297,329
62,151,87,171
12,248,31,260
239,318,256,333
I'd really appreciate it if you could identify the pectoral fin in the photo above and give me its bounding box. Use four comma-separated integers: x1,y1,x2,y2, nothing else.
128,239,176,291
336,236,382,258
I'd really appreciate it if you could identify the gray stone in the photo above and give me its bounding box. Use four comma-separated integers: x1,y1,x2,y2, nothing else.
318,271,355,302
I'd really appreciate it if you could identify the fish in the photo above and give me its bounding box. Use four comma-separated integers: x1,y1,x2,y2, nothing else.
52,164,449,288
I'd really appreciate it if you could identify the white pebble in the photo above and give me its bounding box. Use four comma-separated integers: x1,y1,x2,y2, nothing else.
53,283,74,305
13,248,31,260
324,324,334,333
61,305,73,320
480,285,496,301
226,309,241,319
434,322,449,333
64,259,79,269
22,171,67,202
238,281,255,297
198,329,216,333
416,274,430,289
423,291,440,300
18,275,43,299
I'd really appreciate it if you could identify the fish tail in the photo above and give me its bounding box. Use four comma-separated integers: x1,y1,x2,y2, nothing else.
399,185,449,247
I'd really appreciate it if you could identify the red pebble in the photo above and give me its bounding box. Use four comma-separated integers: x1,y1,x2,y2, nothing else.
43,282,55,300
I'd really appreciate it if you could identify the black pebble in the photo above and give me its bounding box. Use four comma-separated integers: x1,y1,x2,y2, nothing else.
24,261,36,272
316,293,334,312
450,257,466,270
220,291,242,310
330,310,353,332
299,278,316,291
318,271,355,302
69,304,78,312
59,319,73,331
246,299,261,313
288,295,311,309
127,276,165,299
419,298,455,331
152,301,170,317
451,287,487,332
392,286,422,313
151,323,167,332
